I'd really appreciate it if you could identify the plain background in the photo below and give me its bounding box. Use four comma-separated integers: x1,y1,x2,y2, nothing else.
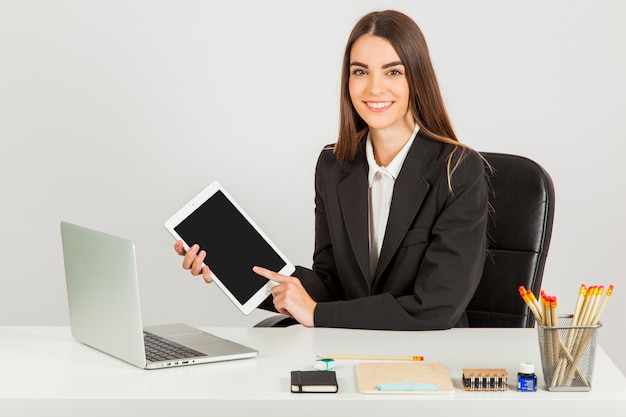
1,0,624,375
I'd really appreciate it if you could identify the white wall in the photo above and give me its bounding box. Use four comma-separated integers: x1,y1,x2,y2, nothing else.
2,0,624,374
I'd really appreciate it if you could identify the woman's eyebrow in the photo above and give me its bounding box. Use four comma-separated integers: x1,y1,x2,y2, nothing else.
350,61,368,68
349,61,404,69
382,61,404,69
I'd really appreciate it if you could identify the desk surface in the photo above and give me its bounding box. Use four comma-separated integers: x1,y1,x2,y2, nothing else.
1,326,625,416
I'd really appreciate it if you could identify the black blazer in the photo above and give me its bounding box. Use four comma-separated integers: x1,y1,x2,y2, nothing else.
279,132,488,330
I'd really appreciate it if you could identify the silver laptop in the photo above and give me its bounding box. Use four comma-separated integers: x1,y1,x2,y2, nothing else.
60,221,258,369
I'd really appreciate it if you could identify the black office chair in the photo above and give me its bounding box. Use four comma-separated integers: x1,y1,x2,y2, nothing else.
256,152,555,329
466,152,555,328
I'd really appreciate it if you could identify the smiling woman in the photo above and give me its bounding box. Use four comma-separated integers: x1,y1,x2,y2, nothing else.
335,10,462,164
348,34,413,165
176,9,490,331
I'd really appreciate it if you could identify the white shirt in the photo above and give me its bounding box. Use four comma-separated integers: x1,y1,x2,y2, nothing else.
366,123,420,279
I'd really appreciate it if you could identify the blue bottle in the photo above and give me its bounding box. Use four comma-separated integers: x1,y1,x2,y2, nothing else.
517,362,537,392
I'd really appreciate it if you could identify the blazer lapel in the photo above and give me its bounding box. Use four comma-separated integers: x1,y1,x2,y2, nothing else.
374,137,433,281
336,134,440,287
337,154,370,283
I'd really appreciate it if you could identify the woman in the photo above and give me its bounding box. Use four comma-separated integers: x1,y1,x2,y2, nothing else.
175,10,488,330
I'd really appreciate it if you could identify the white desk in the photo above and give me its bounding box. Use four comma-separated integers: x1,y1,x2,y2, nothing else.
1,326,625,416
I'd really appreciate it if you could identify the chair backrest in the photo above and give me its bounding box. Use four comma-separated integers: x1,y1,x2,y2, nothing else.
466,152,555,328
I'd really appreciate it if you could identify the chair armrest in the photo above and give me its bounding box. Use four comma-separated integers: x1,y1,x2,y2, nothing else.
254,315,299,327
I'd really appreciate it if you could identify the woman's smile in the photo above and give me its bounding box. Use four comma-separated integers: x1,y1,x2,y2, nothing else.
366,101,393,111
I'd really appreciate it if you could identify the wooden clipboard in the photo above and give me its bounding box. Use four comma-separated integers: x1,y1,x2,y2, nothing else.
355,362,454,395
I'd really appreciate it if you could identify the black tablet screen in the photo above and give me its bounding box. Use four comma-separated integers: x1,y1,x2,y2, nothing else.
174,190,286,304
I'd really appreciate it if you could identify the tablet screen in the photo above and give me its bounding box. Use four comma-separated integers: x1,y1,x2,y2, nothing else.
173,190,286,305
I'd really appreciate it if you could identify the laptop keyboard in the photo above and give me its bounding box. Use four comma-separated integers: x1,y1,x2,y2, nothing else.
143,330,206,362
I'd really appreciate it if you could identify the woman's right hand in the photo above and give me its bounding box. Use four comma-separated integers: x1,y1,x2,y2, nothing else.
173,240,213,284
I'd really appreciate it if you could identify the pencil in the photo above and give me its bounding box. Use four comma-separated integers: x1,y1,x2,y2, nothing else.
542,292,552,326
518,286,543,324
571,284,587,326
317,354,424,361
556,284,588,385
592,284,614,325
550,295,559,370
527,289,544,322
578,286,596,326
550,296,558,326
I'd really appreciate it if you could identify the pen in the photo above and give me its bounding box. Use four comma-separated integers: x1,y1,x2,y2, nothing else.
376,382,439,391
317,354,424,361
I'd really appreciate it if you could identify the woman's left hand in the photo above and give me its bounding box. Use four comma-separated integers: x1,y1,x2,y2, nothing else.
252,266,317,327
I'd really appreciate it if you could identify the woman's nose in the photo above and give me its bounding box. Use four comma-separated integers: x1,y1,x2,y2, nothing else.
367,73,385,95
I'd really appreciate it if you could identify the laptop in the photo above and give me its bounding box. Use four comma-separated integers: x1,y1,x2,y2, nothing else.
60,221,258,369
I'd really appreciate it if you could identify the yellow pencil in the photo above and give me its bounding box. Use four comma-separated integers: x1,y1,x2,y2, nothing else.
591,285,614,325
571,284,587,326
578,286,596,326
519,286,543,324
317,354,424,361
527,289,544,322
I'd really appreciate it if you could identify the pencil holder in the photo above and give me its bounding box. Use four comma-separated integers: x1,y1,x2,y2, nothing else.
537,315,602,391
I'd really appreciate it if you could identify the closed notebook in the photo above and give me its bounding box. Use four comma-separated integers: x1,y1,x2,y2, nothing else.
290,370,338,393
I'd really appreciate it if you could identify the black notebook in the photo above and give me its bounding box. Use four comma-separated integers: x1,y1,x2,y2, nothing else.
290,370,338,393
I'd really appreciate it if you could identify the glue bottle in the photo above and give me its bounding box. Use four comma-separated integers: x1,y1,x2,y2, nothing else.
517,362,537,392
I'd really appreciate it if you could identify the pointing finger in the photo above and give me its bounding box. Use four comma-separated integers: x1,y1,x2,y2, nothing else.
252,266,288,283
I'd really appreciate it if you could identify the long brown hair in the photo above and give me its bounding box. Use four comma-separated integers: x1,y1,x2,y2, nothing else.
335,10,469,179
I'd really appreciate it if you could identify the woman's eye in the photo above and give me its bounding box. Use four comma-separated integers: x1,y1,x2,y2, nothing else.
387,69,403,76
351,68,367,76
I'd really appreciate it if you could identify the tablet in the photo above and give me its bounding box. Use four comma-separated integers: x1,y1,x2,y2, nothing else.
164,181,295,315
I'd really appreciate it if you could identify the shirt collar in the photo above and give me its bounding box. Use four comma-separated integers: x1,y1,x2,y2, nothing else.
366,123,420,186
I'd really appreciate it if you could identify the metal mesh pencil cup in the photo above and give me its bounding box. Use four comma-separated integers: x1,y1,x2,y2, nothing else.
537,315,601,391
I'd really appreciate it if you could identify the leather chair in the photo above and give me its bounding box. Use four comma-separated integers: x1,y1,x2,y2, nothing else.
256,152,555,328
466,152,555,327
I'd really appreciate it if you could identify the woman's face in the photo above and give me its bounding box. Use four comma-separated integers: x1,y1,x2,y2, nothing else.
348,34,413,136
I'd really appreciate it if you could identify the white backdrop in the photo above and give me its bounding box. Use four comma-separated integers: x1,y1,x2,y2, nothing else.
2,0,625,374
